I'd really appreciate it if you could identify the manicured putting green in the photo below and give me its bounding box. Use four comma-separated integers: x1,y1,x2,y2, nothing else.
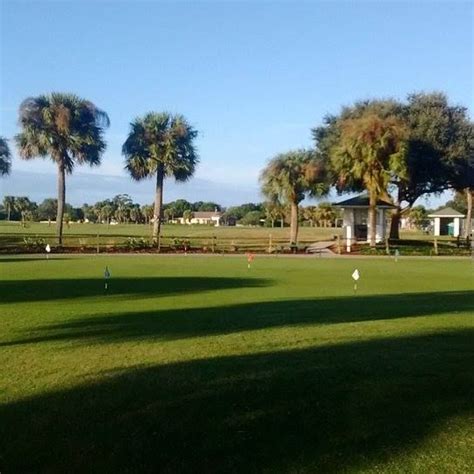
1,255,473,472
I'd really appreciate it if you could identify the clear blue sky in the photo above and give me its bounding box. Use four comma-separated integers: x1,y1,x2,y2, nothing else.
1,0,472,205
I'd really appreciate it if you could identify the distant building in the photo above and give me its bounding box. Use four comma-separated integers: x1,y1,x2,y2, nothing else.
428,207,464,237
334,194,396,252
179,211,223,226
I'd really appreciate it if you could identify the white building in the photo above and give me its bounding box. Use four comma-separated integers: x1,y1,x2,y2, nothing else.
179,211,222,226
334,195,395,252
427,207,464,237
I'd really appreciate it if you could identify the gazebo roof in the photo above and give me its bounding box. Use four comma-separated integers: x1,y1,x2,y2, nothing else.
428,207,464,218
334,195,396,209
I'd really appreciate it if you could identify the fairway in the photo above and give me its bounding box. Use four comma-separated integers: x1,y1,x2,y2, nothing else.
1,255,473,472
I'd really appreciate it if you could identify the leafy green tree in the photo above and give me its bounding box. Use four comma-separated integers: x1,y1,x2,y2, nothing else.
0,136,12,176
240,210,264,226
37,198,58,222
165,199,193,217
15,93,109,244
408,205,428,230
445,191,468,214
82,204,97,223
260,150,329,245
442,123,473,238
392,93,473,238
123,113,198,243
314,94,472,239
331,112,407,247
225,203,263,221
192,201,221,212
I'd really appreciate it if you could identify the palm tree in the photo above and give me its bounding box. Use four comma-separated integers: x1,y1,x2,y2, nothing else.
15,93,109,244
182,209,194,224
331,112,407,247
260,150,329,246
123,112,198,244
0,137,12,176
15,196,35,227
3,196,15,221
141,204,154,225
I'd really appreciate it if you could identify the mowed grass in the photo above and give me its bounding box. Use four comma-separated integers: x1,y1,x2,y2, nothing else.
0,255,473,473
0,221,341,250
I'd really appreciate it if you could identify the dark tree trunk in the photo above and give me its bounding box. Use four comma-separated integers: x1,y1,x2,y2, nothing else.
152,164,164,245
368,192,377,248
56,162,66,245
290,201,299,245
464,188,473,239
389,206,401,240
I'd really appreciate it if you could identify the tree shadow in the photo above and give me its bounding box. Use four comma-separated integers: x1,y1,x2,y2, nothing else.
2,290,472,347
0,257,69,263
1,329,473,472
0,276,272,304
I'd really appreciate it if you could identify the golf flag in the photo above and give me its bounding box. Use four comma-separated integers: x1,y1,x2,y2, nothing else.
352,269,360,293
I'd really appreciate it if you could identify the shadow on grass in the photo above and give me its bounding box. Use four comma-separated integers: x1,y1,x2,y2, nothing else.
1,329,473,472
0,276,272,303
2,290,473,347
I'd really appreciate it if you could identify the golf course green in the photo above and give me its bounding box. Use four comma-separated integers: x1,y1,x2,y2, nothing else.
1,255,473,472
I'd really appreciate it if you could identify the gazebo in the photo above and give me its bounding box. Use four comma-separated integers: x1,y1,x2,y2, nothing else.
428,207,464,237
334,195,396,252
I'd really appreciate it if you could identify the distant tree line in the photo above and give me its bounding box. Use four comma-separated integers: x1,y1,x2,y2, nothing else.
0,195,343,229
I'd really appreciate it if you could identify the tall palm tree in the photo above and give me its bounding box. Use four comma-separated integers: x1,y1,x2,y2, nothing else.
15,93,109,244
260,150,329,246
331,112,407,247
122,112,199,243
0,136,12,176
3,196,15,221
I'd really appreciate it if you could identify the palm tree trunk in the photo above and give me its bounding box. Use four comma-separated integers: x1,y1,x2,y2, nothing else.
368,192,377,248
152,164,164,245
56,162,66,245
7,204,11,221
290,201,299,245
464,187,473,239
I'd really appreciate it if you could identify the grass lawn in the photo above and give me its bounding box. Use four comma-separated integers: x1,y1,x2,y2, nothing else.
0,221,341,252
1,255,473,472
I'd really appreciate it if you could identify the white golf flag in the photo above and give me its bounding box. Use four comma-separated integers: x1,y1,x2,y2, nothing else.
45,244,51,253
352,269,360,281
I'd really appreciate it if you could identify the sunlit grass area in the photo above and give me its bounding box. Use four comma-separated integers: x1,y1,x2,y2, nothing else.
0,221,342,252
1,255,473,472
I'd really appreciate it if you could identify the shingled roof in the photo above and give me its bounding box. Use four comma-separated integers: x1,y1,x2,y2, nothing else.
428,207,464,218
334,195,396,208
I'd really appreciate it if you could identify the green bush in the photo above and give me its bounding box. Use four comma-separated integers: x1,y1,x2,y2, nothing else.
125,237,152,250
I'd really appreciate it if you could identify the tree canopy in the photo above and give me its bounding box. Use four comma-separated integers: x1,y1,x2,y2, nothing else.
260,149,329,245
122,112,198,242
15,92,109,243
